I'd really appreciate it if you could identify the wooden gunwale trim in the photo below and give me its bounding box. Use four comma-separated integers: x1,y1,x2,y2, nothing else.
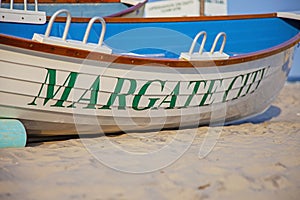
50,13,277,23
1,32,299,68
105,13,278,23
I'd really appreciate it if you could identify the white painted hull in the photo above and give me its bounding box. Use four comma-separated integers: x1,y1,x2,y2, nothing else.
0,42,294,135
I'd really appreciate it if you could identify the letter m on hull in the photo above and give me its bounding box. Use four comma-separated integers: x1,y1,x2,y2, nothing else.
28,68,78,107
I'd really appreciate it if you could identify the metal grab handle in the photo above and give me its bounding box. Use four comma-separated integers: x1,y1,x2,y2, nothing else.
23,0,26,11
45,9,71,41
9,0,13,9
210,32,226,54
188,31,207,55
83,17,106,46
34,0,38,11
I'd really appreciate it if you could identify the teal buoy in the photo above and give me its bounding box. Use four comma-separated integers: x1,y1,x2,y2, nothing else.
0,119,27,148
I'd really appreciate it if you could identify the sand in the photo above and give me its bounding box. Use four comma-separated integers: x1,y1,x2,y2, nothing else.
0,82,300,200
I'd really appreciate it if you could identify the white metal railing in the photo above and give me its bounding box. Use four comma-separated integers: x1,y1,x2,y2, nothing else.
188,31,207,55
180,31,229,61
83,17,107,47
32,9,112,54
0,0,45,24
210,32,226,55
44,9,71,41
0,0,38,10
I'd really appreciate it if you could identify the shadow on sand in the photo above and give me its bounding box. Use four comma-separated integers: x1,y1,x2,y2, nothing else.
226,105,281,126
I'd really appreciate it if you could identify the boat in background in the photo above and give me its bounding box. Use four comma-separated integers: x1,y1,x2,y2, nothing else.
144,0,227,17
0,0,147,24
0,10,299,136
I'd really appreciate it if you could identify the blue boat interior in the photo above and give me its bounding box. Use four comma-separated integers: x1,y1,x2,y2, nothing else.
0,17,299,58
0,3,130,17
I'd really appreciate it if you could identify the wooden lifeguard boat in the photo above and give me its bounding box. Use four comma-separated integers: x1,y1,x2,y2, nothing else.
0,10,299,137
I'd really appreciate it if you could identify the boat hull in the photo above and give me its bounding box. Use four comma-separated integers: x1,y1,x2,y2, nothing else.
0,12,299,136
0,42,294,135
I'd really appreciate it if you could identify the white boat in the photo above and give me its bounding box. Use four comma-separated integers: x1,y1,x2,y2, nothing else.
0,10,299,135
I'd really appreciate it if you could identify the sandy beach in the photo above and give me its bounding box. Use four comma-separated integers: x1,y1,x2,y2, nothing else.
0,82,299,200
